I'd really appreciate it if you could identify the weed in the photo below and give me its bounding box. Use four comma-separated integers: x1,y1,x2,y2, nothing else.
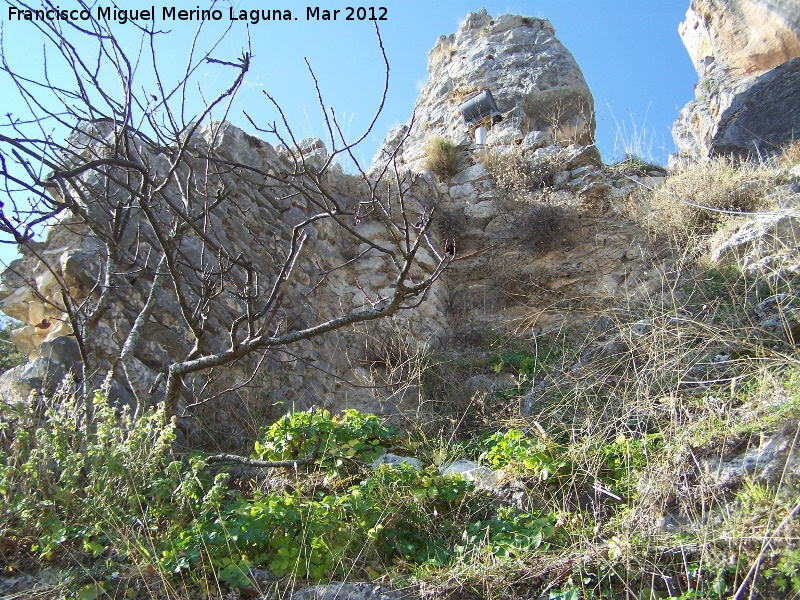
479,145,578,256
447,85,480,106
164,425,559,587
252,408,398,477
0,317,26,375
424,137,462,177
435,205,468,242
516,202,578,252
629,156,779,247
609,154,664,177
480,429,572,481
3,147,800,600
522,94,594,145
489,340,572,382
481,144,568,194
607,103,664,166
0,380,216,596
778,140,800,167
765,547,800,595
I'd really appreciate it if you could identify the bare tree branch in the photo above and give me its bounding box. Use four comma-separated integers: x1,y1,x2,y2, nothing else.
0,5,450,431
206,433,323,469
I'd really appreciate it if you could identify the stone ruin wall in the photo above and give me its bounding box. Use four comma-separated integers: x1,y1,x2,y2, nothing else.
0,120,449,445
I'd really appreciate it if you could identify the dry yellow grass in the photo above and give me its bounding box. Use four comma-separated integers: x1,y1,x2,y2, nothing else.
424,136,462,177
779,140,800,167
629,157,779,245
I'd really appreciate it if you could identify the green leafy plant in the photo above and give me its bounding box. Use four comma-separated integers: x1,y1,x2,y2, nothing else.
0,381,216,594
456,506,555,559
0,317,26,374
766,547,800,594
253,409,398,475
610,154,663,176
490,342,571,382
361,464,475,565
162,456,558,585
480,429,572,481
594,434,658,499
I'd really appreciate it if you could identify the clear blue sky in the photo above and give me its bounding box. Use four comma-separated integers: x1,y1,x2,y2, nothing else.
200,0,698,166
0,1,697,265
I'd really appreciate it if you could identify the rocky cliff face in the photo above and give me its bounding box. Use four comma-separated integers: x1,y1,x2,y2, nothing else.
673,0,800,162
680,0,800,79
372,11,667,341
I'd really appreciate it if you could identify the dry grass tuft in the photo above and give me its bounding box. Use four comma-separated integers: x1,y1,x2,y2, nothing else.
480,145,569,194
435,205,468,242
424,136,462,177
629,157,779,246
608,154,665,177
515,202,578,252
779,140,800,167
479,145,579,256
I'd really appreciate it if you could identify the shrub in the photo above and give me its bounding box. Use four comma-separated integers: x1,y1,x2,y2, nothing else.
1,401,563,592
252,408,398,476
480,429,573,481
0,317,26,375
778,140,800,167
634,157,777,243
481,146,532,194
424,137,462,177
435,205,468,241
609,154,664,176
163,458,555,583
0,382,212,567
480,145,568,194
479,145,577,255
516,202,578,252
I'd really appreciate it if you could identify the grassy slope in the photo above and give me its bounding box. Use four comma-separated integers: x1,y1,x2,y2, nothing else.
1,155,800,599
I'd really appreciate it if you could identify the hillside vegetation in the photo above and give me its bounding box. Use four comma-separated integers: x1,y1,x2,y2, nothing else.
1,152,800,600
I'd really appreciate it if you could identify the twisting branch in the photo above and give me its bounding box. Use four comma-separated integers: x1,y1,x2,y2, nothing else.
206,433,323,469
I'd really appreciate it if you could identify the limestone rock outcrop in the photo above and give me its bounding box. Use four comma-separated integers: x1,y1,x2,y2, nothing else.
366,11,669,342
680,0,800,79
673,0,800,162
289,583,411,600
373,9,595,173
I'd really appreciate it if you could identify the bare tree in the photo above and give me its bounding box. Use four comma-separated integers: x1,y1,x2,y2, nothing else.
0,1,450,423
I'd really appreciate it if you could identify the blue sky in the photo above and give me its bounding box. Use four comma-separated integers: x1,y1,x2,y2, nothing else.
194,0,699,166
0,1,698,265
